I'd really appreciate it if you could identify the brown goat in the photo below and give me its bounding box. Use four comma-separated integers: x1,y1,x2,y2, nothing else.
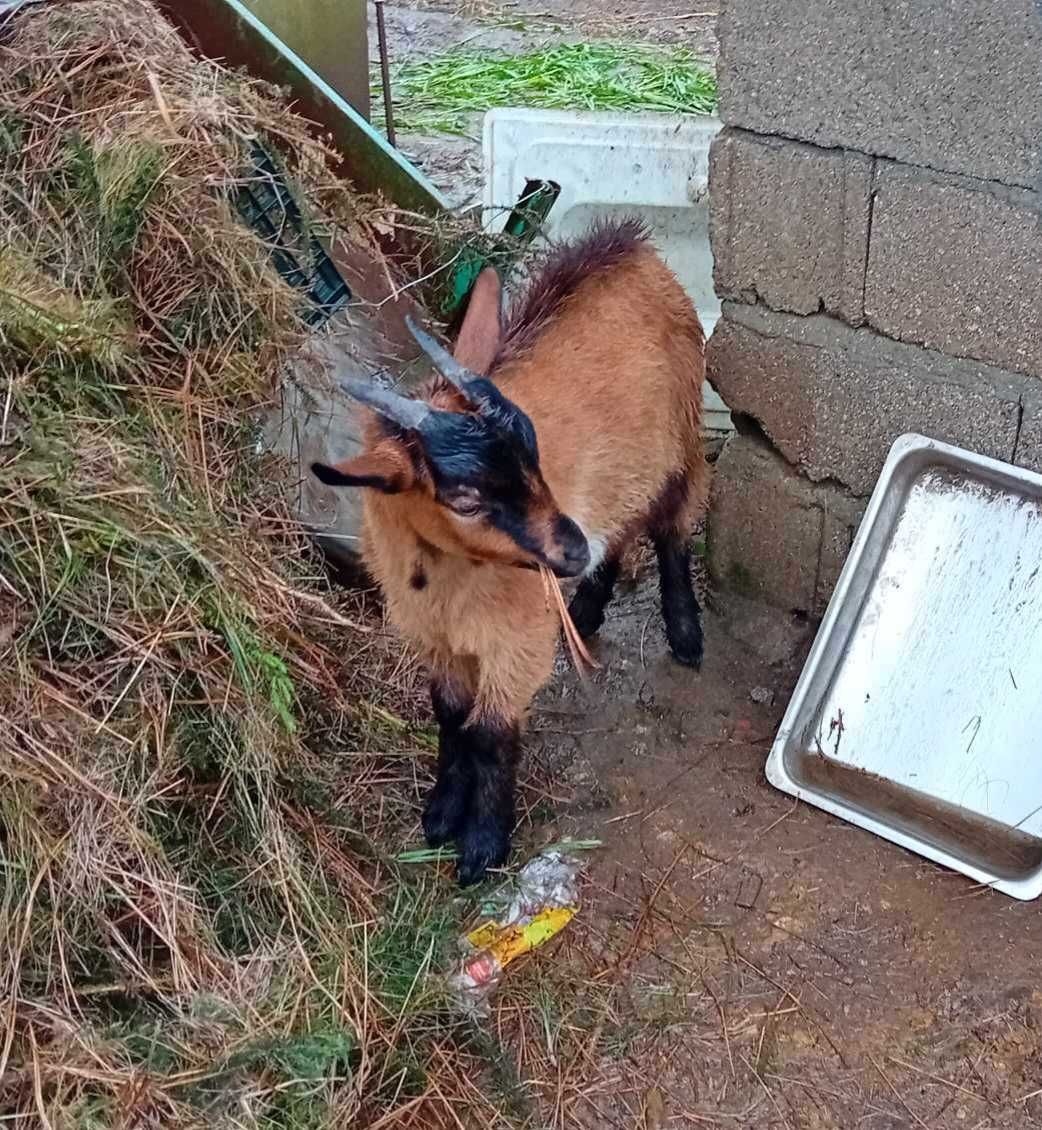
314,219,707,884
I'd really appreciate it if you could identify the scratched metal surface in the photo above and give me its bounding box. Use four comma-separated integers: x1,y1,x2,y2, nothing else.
767,434,1042,900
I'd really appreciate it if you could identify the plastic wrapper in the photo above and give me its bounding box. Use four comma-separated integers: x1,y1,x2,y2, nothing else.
448,846,589,1013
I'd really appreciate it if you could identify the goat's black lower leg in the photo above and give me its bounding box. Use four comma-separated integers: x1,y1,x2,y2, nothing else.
654,532,703,669
455,715,519,887
422,680,474,847
567,556,620,639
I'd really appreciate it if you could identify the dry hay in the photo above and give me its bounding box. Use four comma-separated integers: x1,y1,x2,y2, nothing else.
0,2,514,1126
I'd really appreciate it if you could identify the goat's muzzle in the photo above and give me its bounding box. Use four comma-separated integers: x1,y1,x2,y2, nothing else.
544,514,591,578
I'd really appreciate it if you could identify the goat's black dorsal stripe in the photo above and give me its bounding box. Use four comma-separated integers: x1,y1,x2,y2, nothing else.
492,216,650,372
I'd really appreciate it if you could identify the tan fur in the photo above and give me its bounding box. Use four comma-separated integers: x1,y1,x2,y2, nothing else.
329,441,416,492
498,245,707,540
359,243,706,725
451,267,502,374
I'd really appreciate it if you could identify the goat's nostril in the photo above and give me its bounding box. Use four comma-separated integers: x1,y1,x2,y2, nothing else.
567,541,590,565
549,515,589,575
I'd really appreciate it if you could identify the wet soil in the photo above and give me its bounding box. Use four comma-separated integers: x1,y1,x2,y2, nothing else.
402,0,719,54
508,558,1042,1128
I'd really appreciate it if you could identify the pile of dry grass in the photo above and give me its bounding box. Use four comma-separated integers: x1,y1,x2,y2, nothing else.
0,3,519,1126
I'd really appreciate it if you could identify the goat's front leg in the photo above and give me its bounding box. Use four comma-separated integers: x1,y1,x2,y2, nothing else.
422,678,475,847
567,554,620,639
455,710,520,887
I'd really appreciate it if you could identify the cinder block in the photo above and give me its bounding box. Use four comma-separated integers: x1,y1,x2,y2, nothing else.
709,129,871,323
1015,394,1042,476
864,165,1042,378
708,430,865,616
716,0,1042,189
819,498,864,605
708,304,1025,495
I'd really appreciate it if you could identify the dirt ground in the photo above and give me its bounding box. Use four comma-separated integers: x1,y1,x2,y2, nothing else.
403,0,719,52
366,4,1042,1126
504,560,1042,1128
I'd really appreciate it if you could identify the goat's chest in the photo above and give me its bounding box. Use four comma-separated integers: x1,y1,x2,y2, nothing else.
367,532,555,665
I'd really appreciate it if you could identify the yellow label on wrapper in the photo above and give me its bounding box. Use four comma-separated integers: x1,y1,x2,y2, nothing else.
466,906,576,968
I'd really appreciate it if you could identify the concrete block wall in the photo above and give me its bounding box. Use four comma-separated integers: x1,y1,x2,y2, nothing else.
707,0,1042,616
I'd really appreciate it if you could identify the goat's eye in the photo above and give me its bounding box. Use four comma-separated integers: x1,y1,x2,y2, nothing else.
449,497,483,518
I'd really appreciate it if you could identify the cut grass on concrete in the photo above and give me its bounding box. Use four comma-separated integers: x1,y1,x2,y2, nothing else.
377,41,718,136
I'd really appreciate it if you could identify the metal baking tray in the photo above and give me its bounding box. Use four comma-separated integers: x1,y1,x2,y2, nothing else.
766,434,1042,900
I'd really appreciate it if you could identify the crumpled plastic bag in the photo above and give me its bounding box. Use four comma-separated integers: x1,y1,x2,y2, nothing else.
448,844,593,1014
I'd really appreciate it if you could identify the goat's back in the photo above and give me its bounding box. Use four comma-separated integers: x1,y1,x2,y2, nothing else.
494,241,706,547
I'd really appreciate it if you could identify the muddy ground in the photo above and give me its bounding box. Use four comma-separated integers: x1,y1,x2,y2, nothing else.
510,563,1042,1128
365,4,1042,1126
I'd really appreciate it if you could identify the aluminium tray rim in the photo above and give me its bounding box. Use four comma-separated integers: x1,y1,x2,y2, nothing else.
765,432,1042,901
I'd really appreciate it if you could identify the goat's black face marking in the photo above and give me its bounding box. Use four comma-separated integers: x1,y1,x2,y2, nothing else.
460,378,538,457
421,402,538,484
551,513,590,576
418,401,555,560
370,386,587,573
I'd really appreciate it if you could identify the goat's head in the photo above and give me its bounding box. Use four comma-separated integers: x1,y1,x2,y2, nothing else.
312,270,590,578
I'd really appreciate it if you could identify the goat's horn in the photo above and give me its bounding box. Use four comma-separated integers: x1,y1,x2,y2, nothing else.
340,378,430,430
405,315,475,389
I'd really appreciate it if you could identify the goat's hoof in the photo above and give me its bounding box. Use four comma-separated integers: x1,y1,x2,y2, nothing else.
422,786,468,847
455,824,511,887
667,622,704,669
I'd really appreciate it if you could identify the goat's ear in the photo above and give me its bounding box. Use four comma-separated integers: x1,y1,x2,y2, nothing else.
453,267,501,376
311,442,416,494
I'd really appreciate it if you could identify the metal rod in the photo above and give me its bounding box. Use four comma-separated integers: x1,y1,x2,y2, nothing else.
374,0,396,147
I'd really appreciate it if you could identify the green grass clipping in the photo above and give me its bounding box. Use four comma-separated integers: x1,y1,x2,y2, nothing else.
376,42,718,136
